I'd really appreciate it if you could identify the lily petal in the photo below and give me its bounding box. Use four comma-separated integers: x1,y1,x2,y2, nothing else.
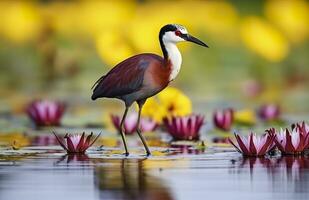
52,132,68,151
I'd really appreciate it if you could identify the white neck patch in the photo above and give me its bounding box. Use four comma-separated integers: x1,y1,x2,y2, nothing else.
164,41,182,81
161,26,187,81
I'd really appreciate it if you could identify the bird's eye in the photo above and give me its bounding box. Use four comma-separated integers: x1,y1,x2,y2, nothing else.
175,30,181,36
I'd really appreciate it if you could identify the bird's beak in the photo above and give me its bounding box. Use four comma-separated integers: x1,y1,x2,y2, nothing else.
183,34,209,48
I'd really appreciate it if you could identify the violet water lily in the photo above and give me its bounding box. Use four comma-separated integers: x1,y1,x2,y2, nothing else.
213,108,233,131
258,104,280,121
163,114,204,141
53,132,100,154
111,113,157,135
27,100,65,126
228,131,275,157
273,126,309,155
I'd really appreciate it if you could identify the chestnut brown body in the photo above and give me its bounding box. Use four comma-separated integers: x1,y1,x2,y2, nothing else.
92,53,171,106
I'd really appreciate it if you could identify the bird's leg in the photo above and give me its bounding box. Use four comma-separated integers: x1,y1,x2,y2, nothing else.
120,107,129,156
136,101,151,156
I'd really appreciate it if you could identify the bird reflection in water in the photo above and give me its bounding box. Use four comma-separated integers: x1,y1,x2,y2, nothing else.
95,159,174,200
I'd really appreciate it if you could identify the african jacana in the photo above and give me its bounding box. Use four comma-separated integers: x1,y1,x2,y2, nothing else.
92,24,208,156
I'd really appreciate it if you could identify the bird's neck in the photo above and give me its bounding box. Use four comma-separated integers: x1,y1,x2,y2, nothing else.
160,41,182,81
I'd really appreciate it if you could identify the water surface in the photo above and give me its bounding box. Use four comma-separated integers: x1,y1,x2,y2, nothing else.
0,146,308,200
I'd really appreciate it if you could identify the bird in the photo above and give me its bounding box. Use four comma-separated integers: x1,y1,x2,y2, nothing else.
91,24,208,156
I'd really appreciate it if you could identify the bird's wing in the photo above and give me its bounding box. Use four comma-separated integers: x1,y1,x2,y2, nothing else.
91,75,105,90
92,55,153,99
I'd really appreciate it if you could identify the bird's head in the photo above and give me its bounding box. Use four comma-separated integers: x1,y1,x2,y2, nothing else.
159,24,208,48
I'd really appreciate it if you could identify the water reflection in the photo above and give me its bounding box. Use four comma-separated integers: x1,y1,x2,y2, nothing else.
231,155,309,196
1,146,309,200
95,159,174,200
32,135,58,146
55,154,90,164
270,156,309,194
170,144,205,155
0,154,98,200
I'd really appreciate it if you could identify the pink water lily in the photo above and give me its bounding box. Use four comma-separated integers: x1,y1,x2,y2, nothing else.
27,100,65,126
273,126,309,155
163,115,204,141
111,113,157,135
293,122,309,149
213,108,233,131
53,132,100,154
258,104,280,121
228,131,275,156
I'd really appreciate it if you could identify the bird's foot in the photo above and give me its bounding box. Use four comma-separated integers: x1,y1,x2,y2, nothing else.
146,151,151,157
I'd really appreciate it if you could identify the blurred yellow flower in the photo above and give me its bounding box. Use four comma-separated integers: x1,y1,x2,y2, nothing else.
128,19,162,54
96,29,135,66
241,17,289,62
0,2,43,43
189,1,239,44
98,137,118,147
42,1,136,37
234,109,256,125
128,1,188,54
265,0,309,44
260,85,282,103
78,1,135,36
43,2,83,37
0,133,30,148
204,1,238,32
142,87,192,122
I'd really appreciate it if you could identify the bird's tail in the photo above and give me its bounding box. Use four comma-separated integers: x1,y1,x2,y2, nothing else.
91,75,106,90
91,93,97,100
91,75,106,100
